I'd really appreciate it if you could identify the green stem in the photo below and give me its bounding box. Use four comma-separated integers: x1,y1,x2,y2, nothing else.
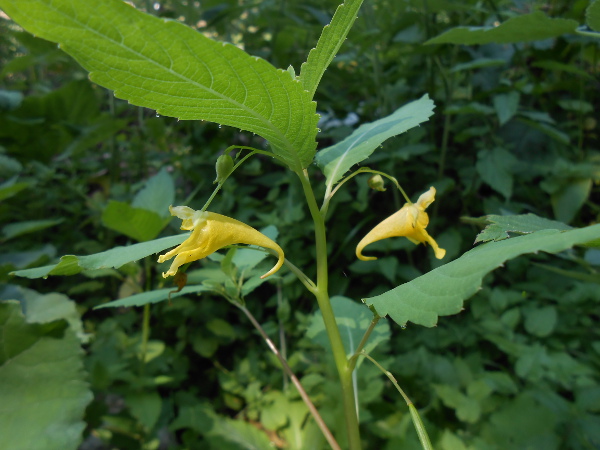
238,304,341,450
139,303,151,376
347,312,381,373
297,169,362,450
322,168,411,217
359,352,433,450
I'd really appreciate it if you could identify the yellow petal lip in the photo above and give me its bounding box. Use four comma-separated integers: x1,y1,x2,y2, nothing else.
356,186,446,261
158,206,284,279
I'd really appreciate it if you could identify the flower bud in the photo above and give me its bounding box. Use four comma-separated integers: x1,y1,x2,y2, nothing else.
214,154,234,184
368,174,386,192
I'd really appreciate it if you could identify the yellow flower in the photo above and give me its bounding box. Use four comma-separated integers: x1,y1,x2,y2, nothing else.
356,186,446,261
158,206,284,279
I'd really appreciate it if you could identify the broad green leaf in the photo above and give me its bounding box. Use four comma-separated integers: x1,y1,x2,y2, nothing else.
2,218,64,241
364,223,600,328
425,11,578,45
475,214,572,244
307,296,390,363
299,0,364,99
0,300,92,450
95,285,211,309
101,200,167,242
476,147,517,199
588,0,600,32
0,0,318,170
131,168,175,218
315,95,434,188
11,234,187,279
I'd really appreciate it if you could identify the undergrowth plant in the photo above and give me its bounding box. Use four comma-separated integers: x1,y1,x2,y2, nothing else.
1,0,600,448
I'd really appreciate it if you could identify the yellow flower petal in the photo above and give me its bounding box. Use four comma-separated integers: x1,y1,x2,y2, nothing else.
356,186,446,261
158,207,284,279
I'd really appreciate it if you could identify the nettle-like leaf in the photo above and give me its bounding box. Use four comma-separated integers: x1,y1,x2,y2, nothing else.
425,11,578,45
0,0,318,170
299,0,364,99
364,223,600,328
475,214,572,244
315,95,435,189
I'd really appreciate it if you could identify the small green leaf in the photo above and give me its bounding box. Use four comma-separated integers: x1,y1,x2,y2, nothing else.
425,11,578,45
316,95,435,188
95,285,210,309
102,200,166,242
493,92,520,126
2,218,64,241
587,0,600,32
364,224,600,328
300,0,365,98
523,306,557,337
551,178,592,224
131,168,175,218
0,179,30,202
476,147,517,199
475,214,572,244
12,234,187,279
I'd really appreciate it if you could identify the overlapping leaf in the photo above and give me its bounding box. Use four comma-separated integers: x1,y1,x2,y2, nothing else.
299,0,364,99
315,95,434,188
425,11,578,45
0,0,319,169
11,234,187,278
364,224,600,328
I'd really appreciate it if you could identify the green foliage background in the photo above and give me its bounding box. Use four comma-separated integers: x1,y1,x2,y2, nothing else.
1,0,599,449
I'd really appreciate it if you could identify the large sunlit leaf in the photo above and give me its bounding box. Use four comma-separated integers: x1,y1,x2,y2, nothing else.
0,0,318,170
11,234,187,279
315,95,434,188
299,0,364,99
364,224,600,328
425,11,578,45
101,201,167,242
0,300,92,450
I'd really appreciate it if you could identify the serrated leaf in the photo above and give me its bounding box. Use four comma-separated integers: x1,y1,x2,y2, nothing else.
299,0,364,98
101,200,167,242
425,11,578,45
11,234,187,279
587,0,600,32
315,95,434,188
364,223,600,328
475,214,572,244
0,0,318,169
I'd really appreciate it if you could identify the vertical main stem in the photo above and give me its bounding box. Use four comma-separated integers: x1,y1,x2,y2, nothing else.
297,170,362,450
